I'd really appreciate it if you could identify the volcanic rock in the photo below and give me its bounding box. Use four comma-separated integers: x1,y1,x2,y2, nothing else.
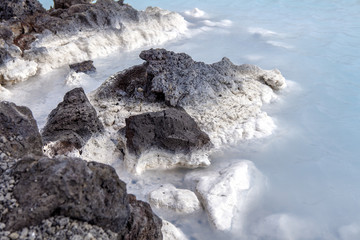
120,194,163,240
3,156,130,232
42,87,104,155
69,60,96,73
0,101,43,159
0,0,45,21
124,108,211,156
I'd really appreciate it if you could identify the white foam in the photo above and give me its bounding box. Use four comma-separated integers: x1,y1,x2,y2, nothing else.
202,19,233,27
248,27,279,37
184,8,207,18
0,58,38,84
0,85,12,100
266,40,294,49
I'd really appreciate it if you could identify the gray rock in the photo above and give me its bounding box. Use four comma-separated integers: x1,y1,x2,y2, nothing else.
120,194,162,240
4,156,130,233
69,60,96,74
41,87,104,153
0,48,11,66
0,101,43,159
125,108,211,156
54,0,92,9
0,0,45,21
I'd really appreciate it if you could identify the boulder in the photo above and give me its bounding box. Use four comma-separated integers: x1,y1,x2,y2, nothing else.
4,156,130,232
125,108,211,156
120,194,163,240
0,48,12,66
185,161,263,231
42,87,104,155
161,220,188,240
0,0,45,21
69,60,96,74
149,184,201,214
0,101,43,159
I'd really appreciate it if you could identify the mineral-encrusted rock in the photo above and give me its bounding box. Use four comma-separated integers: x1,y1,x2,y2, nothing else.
93,49,286,148
185,161,264,231
120,194,163,240
42,87,104,155
69,60,96,73
149,184,201,214
3,156,130,232
0,0,45,21
125,108,211,156
0,101,43,159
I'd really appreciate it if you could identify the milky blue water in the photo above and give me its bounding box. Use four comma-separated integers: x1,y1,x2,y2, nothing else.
37,1,360,239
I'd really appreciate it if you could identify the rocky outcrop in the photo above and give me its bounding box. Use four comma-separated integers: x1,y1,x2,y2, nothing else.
42,87,104,155
69,60,96,73
3,156,130,232
149,184,201,214
0,0,45,21
94,49,286,150
125,108,211,156
0,101,43,160
120,194,163,240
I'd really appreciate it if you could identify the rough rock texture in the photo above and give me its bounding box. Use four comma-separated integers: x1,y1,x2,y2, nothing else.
0,0,45,21
161,220,188,240
0,101,43,159
3,156,130,232
0,48,11,66
42,87,104,155
120,194,163,240
54,0,92,9
94,49,286,149
69,60,96,73
125,108,211,156
149,184,201,214
185,161,263,231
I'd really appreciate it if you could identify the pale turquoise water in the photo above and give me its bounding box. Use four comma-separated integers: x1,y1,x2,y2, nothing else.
37,1,360,239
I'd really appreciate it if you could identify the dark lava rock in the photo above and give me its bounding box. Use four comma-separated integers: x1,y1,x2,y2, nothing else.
0,101,43,159
69,60,96,73
125,108,211,156
120,194,163,240
54,0,92,9
0,0,45,21
4,156,130,232
41,87,104,153
0,48,11,66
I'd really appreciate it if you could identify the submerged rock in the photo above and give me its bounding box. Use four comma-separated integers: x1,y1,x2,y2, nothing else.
69,60,96,74
4,156,130,232
125,108,211,156
42,87,104,156
120,194,163,240
0,101,43,159
149,184,201,214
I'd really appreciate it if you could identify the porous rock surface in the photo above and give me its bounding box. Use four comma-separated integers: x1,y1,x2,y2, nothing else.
125,108,211,156
0,0,45,21
93,48,287,149
42,87,104,155
69,60,96,73
0,101,43,159
149,184,201,214
120,194,163,240
3,156,130,232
